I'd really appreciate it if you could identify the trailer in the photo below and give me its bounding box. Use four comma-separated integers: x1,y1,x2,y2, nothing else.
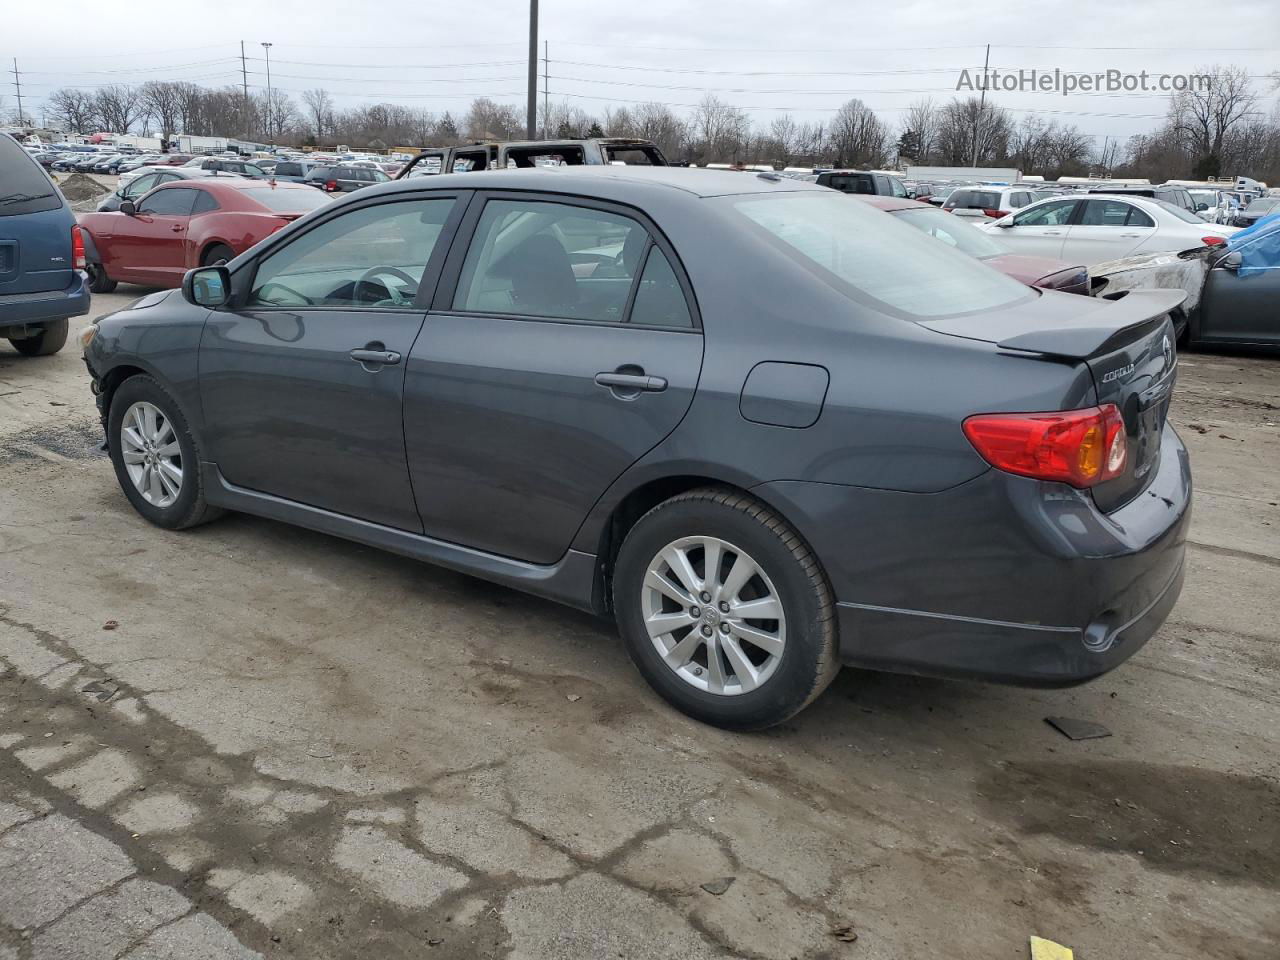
905,164,1021,184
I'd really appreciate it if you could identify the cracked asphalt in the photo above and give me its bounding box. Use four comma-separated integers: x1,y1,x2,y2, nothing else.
1,287,1278,960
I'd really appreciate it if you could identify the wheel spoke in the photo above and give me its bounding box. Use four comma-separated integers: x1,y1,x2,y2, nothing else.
731,621,784,658
719,553,757,602
730,596,781,621
122,426,146,452
148,466,165,504
122,449,145,465
703,635,727,693
645,610,695,639
645,570,693,607
663,630,704,669
158,460,183,492
662,545,702,596
141,404,158,442
702,539,722,595
154,419,175,446
156,441,181,458
720,634,760,692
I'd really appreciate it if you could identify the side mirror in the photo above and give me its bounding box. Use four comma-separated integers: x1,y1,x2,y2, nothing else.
119,200,137,216
1196,202,1208,212
182,265,231,308
996,219,1015,228
1218,251,1243,271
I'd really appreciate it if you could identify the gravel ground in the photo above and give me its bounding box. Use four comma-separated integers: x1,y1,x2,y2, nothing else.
1,288,1277,959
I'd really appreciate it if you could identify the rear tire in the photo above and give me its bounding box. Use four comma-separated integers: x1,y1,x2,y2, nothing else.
201,244,235,267
108,375,222,530
88,262,117,294
613,487,839,730
9,318,69,356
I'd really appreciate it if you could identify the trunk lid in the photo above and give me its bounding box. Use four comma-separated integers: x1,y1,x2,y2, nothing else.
922,289,1182,512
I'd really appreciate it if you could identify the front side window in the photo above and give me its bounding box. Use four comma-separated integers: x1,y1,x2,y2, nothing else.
453,199,648,324
888,177,908,199
138,188,198,217
728,191,1031,318
248,197,455,309
1013,199,1077,227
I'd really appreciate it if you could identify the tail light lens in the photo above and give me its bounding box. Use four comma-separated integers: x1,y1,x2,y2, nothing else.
963,404,1128,488
71,225,86,271
1201,235,1226,247
325,180,338,192
983,208,1011,219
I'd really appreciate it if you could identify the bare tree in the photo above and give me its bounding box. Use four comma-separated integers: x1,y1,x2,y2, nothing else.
140,81,184,143
48,88,98,134
902,98,941,163
935,97,1012,165
1170,65,1259,178
302,88,335,140
465,97,521,140
829,99,889,167
768,114,799,166
93,84,144,134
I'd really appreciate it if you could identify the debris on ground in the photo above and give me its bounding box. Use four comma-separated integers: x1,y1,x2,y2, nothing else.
700,877,735,896
1185,423,1210,434
1029,935,1074,959
1044,716,1112,741
565,694,582,702
81,679,119,703
831,924,858,943
102,619,119,631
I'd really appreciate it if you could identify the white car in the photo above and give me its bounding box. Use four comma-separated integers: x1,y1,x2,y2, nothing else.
979,194,1238,265
942,185,1039,221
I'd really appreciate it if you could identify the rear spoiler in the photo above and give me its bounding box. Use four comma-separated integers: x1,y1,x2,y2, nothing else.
996,289,1186,359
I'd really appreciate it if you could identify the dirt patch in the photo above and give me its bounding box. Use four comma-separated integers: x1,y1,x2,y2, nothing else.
57,173,111,203
0,416,104,465
978,760,1280,888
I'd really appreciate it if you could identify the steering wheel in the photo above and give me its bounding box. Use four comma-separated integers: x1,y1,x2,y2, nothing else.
355,266,419,305
254,281,313,306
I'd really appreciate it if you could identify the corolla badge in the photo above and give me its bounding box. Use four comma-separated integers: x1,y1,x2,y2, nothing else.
1101,363,1135,384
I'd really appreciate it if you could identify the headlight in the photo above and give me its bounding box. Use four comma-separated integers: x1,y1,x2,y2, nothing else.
78,323,99,351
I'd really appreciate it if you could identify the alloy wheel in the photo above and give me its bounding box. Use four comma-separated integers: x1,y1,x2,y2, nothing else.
120,401,183,508
641,536,786,696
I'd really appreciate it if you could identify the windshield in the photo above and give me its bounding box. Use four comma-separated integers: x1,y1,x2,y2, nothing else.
727,191,1031,318
891,207,1010,260
241,187,332,213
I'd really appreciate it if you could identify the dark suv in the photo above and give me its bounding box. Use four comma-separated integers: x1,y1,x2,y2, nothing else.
0,134,90,356
1086,185,1197,215
268,160,320,184
814,170,909,197
305,165,392,193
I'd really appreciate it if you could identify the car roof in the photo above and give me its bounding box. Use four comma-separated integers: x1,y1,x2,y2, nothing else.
857,196,930,213
377,166,827,199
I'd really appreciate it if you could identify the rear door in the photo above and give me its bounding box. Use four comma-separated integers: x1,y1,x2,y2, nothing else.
404,192,704,564
1060,198,1156,264
994,198,1078,258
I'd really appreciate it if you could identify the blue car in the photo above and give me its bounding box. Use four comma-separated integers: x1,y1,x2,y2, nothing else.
0,134,91,356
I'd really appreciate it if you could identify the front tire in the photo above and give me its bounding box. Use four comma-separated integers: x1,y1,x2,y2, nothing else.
613,487,838,730
88,262,117,294
9,318,69,356
201,244,235,267
108,375,221,530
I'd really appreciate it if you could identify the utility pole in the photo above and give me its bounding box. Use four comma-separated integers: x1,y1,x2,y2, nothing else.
970,43,990,169
526,0,538,140
11,59,26,128
261,42,274,146
542,41,549,139
240,42,250,142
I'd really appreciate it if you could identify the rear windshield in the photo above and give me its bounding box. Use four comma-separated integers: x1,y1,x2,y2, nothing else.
822,174,875,194
891,206,1010,260
241,188,332,213
0,135,63,217
1152,199,1205,224
1245,198,1279,212
949,190,1000,209
274,162,304,176
727,191,1031,318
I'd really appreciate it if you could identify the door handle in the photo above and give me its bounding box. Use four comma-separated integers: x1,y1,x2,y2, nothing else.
1043,230,1063,235
594,372,667,393
350,348,402,366
1119,233,1142,238
170,224,183,232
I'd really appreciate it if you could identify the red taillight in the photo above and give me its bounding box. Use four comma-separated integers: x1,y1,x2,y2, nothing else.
963,405,1128,488
1201,235,1226,247
983,208,1010,219
71,224,86,271
325,180,338,192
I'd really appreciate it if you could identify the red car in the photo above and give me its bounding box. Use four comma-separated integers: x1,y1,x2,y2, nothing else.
858,195,1091,295
79,178,331,292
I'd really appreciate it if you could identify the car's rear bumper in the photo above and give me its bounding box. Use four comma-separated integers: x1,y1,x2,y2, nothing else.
0,272,91,329
754,423,1192,686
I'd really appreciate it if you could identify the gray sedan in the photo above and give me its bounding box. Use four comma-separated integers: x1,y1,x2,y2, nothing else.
82,168,1191,728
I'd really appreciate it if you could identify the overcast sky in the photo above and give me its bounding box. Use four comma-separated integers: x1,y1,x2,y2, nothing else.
6,0,1279,144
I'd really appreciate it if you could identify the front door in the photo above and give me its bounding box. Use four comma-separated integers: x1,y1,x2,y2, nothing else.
1198,244,1280,347
994,198,1078,259
404,193,704,564
109,186,198,285
199,193,466,531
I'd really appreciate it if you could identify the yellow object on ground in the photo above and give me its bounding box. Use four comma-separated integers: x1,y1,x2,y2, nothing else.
1029,936,1075,960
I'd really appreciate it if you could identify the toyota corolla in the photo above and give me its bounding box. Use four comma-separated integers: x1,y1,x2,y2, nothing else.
82,168,1191,729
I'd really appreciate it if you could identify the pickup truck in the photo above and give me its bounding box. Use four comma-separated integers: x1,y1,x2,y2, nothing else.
397,138,668,178
0,134,90,356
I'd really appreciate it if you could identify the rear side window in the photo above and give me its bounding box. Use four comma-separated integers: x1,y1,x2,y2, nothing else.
191,191,220,214
0,135,62,217
138,188,198,217
629,248,693,328
1080,199,1134,227
728,191,1031,319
